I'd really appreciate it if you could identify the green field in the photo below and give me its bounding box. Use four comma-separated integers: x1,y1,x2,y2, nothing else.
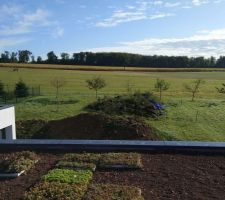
0,65,225,141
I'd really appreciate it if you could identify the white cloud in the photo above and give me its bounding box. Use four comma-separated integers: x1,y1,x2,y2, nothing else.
192,0,209,6
164,2,181,8
94,0,225,28
87,28,225,57
0,8,50,36
95,1,174,27
96,10,147,27
0,3,64,43
150,13,174,20
0,38,30,51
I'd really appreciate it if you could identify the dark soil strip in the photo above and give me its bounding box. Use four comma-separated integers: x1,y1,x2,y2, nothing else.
92,154,225,200
0,153,60,200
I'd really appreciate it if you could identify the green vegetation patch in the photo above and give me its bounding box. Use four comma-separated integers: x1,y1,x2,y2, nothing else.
99,153,143,169
56,161,96,171
86,92,161,117
0,151,38,173
83,184,144,200
41,169,93,184
62,153,101,164
24,181,87,200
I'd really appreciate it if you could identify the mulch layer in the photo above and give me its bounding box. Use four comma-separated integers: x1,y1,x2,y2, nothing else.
0,151,225,200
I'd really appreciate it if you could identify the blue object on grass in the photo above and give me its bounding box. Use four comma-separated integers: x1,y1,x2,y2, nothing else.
149,100,164,110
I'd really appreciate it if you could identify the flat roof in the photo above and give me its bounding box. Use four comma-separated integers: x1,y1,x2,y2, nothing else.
0,105,14,110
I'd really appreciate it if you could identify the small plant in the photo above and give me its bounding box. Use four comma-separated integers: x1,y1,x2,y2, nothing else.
154,78,170,100
86,76,106,98
42,169,93,184
83,184,144,200
14,79,29,98
125,80,133,94
51,77,66,110
184,79,205,101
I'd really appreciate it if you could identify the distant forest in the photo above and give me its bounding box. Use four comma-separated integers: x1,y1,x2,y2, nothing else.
1,50,225,68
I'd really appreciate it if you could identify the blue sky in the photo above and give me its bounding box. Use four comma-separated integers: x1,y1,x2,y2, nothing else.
1,0,225,58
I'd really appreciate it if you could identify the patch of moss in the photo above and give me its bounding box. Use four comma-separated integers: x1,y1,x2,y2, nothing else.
99,153,143,169
41,169,93,184
0,151,38,173
62,153,101,164
56,161,96,171
24,181,87,200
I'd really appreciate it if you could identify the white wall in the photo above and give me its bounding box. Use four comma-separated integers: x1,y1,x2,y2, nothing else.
0,106,16,140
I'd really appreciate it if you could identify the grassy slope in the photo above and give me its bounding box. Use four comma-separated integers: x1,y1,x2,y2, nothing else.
0,66,225,141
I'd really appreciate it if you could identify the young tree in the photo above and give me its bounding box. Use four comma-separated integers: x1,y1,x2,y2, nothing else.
154,78,170,100
14,80,29,98
125,80,133,94
86,76,106,98
51,77,66,108
184,79,205,101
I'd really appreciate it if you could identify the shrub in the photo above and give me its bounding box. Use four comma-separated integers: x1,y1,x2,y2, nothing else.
86,92,161,117
99,153,143,169
14,80,29,98
24,181,87,200
83,184,144,200
41,169,93,184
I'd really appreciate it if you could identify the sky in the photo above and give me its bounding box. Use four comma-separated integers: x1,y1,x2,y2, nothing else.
1,0,225,58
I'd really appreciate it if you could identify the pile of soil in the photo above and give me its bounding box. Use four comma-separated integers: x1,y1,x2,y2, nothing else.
34,113,159,140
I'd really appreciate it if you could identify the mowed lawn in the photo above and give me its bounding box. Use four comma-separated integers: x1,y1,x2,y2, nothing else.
0,66,225,141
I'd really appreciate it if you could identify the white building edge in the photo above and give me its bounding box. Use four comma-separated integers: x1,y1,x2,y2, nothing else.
0,105,16,141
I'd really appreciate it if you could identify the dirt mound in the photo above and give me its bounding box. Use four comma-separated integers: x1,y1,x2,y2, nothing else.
34,113,160,140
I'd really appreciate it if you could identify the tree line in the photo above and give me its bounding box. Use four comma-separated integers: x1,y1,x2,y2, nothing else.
1,50,225,68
